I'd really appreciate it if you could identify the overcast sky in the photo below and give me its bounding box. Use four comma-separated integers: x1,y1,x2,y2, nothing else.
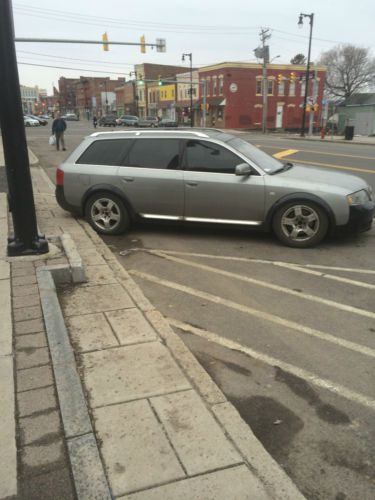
13,0,375,94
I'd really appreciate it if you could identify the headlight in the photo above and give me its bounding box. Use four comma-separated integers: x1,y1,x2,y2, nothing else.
346,189,370,205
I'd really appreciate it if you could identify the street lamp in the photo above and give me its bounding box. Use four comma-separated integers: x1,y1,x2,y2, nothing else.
182,52,193,127
298,12,314,137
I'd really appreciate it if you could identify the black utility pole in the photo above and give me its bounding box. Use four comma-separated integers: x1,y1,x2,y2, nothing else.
0,0,48,256
298,12,314,137
182,53,193,127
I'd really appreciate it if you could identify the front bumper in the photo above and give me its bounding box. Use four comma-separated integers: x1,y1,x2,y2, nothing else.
339,201,374,233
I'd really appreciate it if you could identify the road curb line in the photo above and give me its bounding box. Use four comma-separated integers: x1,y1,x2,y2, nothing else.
0,193,17,500
36,238,112,500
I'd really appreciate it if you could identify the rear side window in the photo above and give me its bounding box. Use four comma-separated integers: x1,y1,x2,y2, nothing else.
126,139,180,169
76,139,132,166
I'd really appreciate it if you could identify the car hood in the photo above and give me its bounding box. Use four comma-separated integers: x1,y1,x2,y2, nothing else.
268,164,369,194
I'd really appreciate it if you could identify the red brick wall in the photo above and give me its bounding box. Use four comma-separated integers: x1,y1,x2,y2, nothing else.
199,65,326,130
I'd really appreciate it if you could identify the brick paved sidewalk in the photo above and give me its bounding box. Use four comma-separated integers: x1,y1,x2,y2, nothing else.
1,161,304,499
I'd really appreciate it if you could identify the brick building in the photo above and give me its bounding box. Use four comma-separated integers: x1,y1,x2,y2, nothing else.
134,63,189,117
197,62,326,130
115,81,138,116
58,77,79,114
75,77,125,117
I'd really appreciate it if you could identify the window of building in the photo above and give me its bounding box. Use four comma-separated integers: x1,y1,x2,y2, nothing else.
206,78,211,96
300,81,306,96
77,139,132,166
184,140,242,174
278,81,285,96
256,80,262,95
289,82,295,96
219,77,224,95
126,139,181,169
267,80,274,95
212,78,217,96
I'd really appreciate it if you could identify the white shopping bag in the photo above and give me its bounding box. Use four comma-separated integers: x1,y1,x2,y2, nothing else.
49,135,56,146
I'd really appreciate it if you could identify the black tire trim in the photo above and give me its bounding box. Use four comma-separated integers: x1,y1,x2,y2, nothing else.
82,184,135,221
265,192,335,232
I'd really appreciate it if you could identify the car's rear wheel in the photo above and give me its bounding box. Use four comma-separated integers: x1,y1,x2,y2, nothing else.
272,201,329,248
85,192,129,235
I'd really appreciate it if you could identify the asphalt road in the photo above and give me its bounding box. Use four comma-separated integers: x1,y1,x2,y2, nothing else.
22,122,375,500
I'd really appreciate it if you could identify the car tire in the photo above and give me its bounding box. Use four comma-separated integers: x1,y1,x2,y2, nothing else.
85,192,130,235
272,201,329,248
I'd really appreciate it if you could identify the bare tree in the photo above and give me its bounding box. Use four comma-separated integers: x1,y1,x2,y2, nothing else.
320,44,375,98
290,53,306,65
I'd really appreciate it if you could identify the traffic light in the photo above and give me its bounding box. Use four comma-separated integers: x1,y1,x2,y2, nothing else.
290,72,296,83
313,103,319,112
158,75,164,86
102,32,109,51
277,74,283,85
138,74,144,85
140,35,146,54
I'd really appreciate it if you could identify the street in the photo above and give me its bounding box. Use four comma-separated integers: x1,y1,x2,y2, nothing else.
23,122,375,499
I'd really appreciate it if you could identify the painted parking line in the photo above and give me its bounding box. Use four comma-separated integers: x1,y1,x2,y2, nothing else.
129,269,375,359
137,249,375,285
272,149,299,159
292,158,375,175
260,144,375,161
167,318,375,411
144,250,375,319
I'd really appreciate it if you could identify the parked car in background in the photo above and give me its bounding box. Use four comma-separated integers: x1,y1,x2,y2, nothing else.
99,115,117,127
138,116,159,128
158,118,178,128
26,114,48,126
116,115,139,127
62,113,79,121
55,129,374,247
24,116,40,127
39,114,50,120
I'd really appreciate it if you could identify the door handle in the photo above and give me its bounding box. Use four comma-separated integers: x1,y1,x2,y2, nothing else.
122,177,134,182
186,182,198,187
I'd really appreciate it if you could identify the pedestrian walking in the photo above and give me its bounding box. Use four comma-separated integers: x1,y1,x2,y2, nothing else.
93,115,98,128
52,112,67,151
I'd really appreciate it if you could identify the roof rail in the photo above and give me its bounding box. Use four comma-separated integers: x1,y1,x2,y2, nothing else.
89,130,209,138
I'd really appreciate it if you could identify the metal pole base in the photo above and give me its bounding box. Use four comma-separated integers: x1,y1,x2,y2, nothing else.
7,235,49,256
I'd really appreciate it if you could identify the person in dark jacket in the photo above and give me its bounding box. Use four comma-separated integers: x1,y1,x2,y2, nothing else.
52,112,67,151
93,115,98,128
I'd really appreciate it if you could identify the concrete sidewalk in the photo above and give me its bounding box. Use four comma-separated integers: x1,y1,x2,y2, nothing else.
0,149,305,498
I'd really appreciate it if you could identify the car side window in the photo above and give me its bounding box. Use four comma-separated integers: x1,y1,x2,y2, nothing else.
76,139,132,166
184,140,242,174
125,139,180,169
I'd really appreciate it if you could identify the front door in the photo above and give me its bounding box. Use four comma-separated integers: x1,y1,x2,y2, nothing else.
276,104,283,128
183,139,265,224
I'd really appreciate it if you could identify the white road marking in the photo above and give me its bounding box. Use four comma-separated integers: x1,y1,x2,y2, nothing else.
145,250,375,320
305,264,375,275
135,248,375,286
167,318,375,411
129,269,375,359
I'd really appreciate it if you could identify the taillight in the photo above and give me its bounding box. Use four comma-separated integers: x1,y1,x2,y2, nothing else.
56,168,64,186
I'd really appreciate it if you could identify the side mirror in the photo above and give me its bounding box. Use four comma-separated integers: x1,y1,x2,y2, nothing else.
235,163,252,176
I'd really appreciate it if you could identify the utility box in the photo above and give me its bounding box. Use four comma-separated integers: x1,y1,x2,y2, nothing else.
344,125,354,140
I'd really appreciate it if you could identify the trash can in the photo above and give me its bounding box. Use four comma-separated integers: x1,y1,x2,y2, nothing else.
344,126,354,140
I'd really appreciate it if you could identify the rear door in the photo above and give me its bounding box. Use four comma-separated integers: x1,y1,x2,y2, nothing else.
118,138,184,218
183,139,265,224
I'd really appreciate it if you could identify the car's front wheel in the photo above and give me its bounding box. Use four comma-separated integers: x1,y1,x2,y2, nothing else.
272,201,329,248
85,192,129,235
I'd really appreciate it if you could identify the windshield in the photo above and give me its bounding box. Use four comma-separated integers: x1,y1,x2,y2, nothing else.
227,137,283,174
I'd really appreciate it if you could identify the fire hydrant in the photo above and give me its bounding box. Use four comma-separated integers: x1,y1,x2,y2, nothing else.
320,127,326,139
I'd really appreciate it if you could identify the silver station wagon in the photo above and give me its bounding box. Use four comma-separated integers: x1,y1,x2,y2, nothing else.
56,130,374,248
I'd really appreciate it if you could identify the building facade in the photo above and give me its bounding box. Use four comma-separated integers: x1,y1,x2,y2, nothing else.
197,62,326,130
175,70,199,124
337,93,375,135
134,63,188,117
